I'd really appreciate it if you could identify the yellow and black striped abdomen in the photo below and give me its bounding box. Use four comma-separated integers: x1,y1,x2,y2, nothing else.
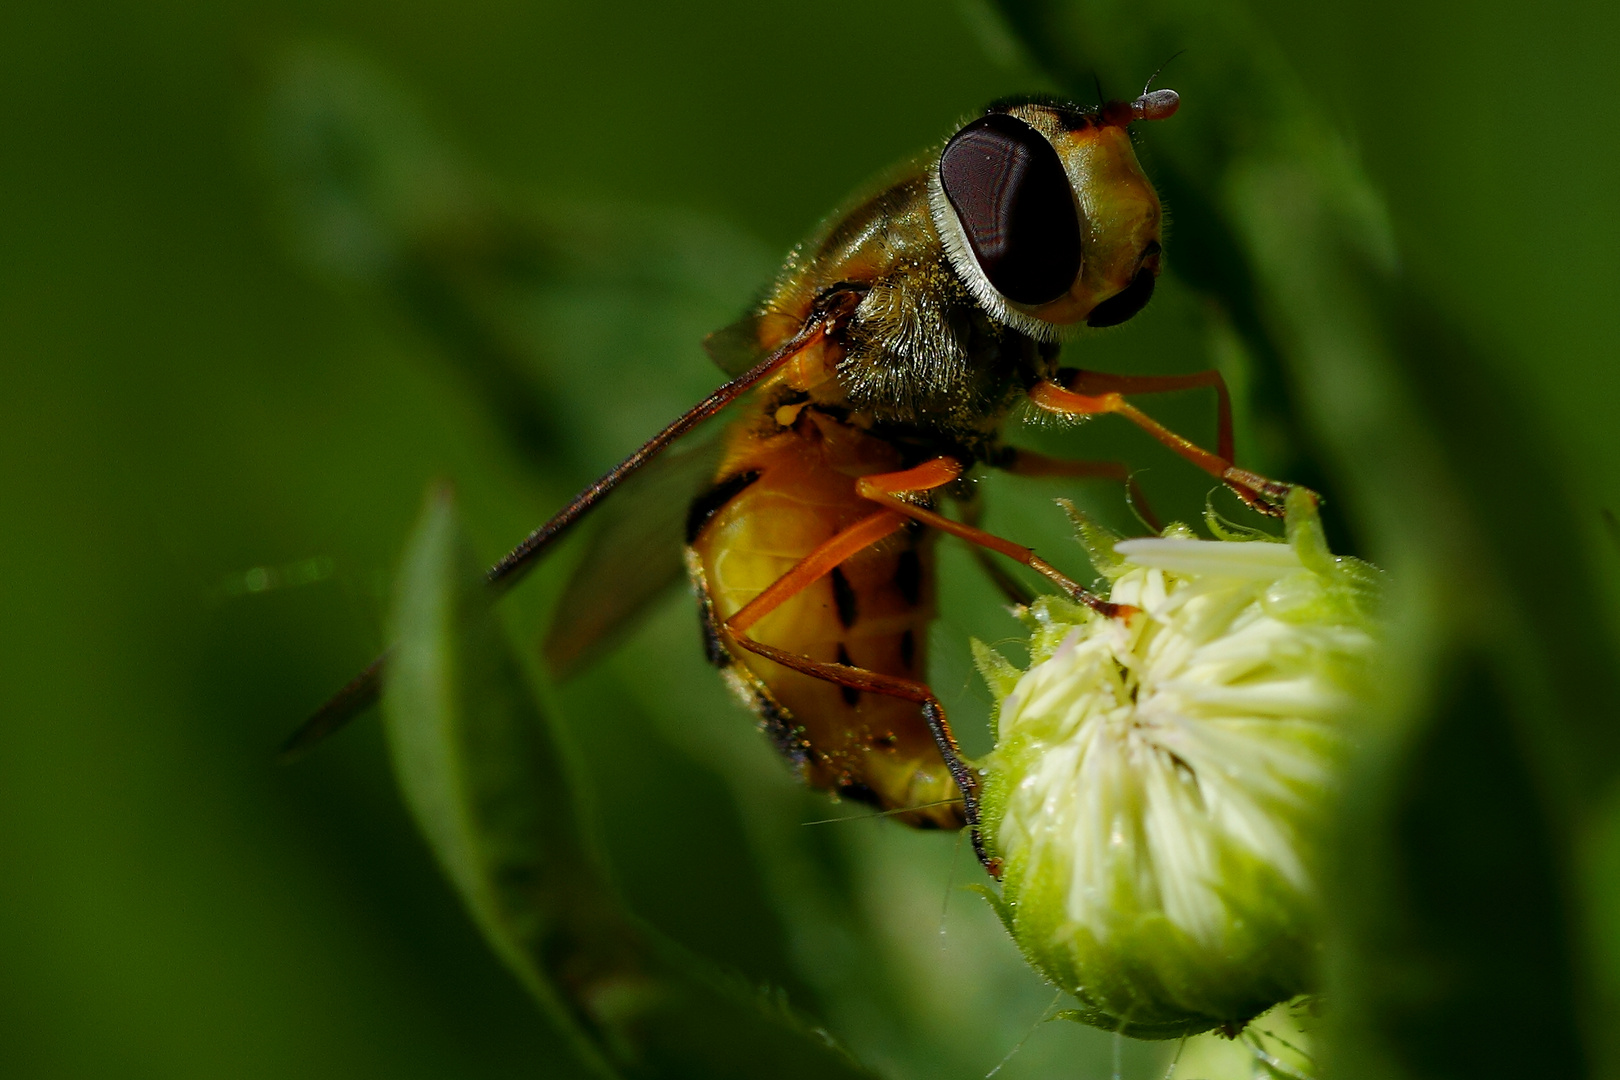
686,413,962,828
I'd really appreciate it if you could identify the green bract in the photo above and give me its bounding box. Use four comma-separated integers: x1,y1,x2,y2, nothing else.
975,491,1381,1039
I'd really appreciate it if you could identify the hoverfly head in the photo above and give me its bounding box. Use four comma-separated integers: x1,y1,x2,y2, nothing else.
931,88,1177,338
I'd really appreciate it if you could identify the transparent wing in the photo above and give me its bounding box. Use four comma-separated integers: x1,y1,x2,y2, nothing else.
541,425,729,678
703,310,804,377
703,313,769,377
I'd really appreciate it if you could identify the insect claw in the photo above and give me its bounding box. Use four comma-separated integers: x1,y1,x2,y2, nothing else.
1071,586,1138,621
1224,467,1306,519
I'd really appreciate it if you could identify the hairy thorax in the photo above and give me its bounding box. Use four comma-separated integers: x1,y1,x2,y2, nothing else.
755,167,1057,457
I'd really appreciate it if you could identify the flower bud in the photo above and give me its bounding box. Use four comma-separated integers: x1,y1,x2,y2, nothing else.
975,492,1380,1038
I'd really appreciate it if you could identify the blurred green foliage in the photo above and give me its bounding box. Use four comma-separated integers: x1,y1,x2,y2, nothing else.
2,1,1619,1078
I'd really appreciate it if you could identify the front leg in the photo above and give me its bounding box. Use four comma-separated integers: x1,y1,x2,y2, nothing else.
1027,376,1305,517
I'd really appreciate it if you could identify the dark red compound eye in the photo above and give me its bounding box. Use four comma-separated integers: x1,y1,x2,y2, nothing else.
939,113,1082,306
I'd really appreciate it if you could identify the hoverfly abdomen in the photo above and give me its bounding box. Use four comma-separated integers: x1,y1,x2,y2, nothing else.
685,404,960,829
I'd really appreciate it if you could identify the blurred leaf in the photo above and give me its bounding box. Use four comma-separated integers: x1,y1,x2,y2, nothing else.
261,45,772,479
262,43,567,464
383,484,622,1077
985,2,1619,1076
382,485,878,1079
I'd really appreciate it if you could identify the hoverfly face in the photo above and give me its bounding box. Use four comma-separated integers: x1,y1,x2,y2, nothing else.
931,90,1178,337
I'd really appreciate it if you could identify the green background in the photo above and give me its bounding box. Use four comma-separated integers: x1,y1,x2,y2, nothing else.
2,1,1618,1077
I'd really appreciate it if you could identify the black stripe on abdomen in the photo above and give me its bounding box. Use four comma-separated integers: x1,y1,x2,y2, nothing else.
894,549,922,605
835,644,860,707
685,469,762,543
831,566,858,628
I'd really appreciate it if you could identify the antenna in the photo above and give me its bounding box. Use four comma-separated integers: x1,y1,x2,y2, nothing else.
1143,49,1187,96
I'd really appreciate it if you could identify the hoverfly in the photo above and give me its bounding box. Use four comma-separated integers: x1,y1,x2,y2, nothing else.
289,85,1295,872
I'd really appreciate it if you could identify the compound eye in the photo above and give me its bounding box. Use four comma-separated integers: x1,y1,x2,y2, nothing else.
939,114,1082,306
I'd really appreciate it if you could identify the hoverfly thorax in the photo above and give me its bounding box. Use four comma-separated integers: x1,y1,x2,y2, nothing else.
930,89,1177,338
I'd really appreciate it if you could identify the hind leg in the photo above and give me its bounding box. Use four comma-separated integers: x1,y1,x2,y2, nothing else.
725,630,998,872
851,459,1135,618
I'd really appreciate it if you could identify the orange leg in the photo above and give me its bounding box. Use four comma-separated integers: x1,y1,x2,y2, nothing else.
854,459,1134,618
726,509,908,635
1063,367,1236,463
1028,377,1299,516
994,447,1164,533
725,460,968,639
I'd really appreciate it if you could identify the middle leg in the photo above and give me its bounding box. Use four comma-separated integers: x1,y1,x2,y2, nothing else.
991,446,1164,533
1062,367,1236,462
854,459,1137,619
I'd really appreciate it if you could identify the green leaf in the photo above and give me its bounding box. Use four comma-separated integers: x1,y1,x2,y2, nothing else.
382,485,877,1079
383,484,621,1077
